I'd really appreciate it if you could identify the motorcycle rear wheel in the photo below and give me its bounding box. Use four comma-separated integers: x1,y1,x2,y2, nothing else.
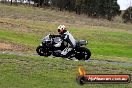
75,47,91,60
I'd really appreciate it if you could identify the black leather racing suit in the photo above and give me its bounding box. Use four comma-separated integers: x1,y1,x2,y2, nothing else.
52,30,76,56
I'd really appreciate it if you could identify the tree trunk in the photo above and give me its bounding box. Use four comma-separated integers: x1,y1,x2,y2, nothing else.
11,0,13,5
29,0,31,6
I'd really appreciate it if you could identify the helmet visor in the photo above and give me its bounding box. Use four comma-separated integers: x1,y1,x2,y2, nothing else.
58,29,61,32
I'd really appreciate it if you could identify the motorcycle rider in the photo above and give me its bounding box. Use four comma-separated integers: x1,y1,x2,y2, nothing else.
54,25,76,57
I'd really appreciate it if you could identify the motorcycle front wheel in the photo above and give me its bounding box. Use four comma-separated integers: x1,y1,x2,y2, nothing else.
36,45,51,56
75,47,91,60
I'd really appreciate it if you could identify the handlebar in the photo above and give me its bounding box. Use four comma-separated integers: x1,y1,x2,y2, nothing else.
49,34,61,38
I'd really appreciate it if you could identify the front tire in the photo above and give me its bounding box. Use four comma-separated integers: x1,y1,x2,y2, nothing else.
75,47,91,60
36,45,51,56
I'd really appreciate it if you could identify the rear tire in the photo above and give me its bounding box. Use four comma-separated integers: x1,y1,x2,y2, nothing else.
75,47,91,60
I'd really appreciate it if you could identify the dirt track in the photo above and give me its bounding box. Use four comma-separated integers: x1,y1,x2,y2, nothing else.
0,42,32,52
0,43,12,50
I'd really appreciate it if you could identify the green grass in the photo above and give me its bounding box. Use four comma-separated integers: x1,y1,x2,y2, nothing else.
0,29,40,47
70,28,132,59
0,54,132,88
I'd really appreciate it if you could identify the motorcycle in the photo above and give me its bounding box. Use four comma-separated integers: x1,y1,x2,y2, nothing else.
36,34,91,60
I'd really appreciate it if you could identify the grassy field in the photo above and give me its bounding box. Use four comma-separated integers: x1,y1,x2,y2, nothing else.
0,54,132,88
0,3,132,88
